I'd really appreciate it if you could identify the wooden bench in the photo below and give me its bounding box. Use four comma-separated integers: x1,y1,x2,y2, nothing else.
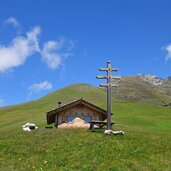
89,120,115,131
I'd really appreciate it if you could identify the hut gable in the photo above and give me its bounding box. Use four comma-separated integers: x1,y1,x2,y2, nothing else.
46,99,107,128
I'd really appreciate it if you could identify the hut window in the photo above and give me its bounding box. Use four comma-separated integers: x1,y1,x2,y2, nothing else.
84,117,91,123
67,117,73,122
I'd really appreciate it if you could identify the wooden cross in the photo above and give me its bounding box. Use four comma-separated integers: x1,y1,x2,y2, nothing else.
97,61,121,130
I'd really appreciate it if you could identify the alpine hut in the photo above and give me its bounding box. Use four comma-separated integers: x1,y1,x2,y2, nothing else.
46,98,107,128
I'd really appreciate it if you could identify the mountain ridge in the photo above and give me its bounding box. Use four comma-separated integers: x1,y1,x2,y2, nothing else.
111,74,171,103
0,74,171,109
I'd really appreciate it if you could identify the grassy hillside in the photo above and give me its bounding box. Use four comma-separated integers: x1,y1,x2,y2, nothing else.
0,84,107,131
0,83,171,170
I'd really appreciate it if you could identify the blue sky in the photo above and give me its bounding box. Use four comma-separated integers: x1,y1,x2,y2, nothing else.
1,0,171,106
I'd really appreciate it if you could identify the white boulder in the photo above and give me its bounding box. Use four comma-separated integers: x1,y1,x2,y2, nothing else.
104,130,113,135
23,127,31,132
104,130,124,135
22,122,38,132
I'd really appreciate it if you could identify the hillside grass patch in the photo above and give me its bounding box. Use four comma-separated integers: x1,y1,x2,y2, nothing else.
0,84,171,170
0,129,171,171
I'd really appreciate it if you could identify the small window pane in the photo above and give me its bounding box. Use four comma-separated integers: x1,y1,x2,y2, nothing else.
67,117,73,122
84,117,91,123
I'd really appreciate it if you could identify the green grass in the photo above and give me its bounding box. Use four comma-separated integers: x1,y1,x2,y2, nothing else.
0,83,171,170
1,129,171,171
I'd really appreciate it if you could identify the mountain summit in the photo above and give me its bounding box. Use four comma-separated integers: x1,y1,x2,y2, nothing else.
137,74,163,86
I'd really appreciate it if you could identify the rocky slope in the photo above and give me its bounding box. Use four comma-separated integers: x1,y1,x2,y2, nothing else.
111,74,171,103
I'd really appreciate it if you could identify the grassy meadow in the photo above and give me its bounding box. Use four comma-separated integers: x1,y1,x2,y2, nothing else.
0,84,171,171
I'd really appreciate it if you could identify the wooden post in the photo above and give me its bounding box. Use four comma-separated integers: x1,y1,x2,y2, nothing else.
55,115,58,128
97,61,121,130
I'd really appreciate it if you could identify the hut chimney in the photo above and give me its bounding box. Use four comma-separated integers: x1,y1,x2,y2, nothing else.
58,101,62,108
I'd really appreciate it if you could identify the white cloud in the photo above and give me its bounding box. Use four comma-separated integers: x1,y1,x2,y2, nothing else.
5,17,20,28
41,39,74,69
0,17,74,73
41,41,62,69
28,81,52,93
0,97,4,107
27,81,52,100
0,26,41,72
165,44,171,62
